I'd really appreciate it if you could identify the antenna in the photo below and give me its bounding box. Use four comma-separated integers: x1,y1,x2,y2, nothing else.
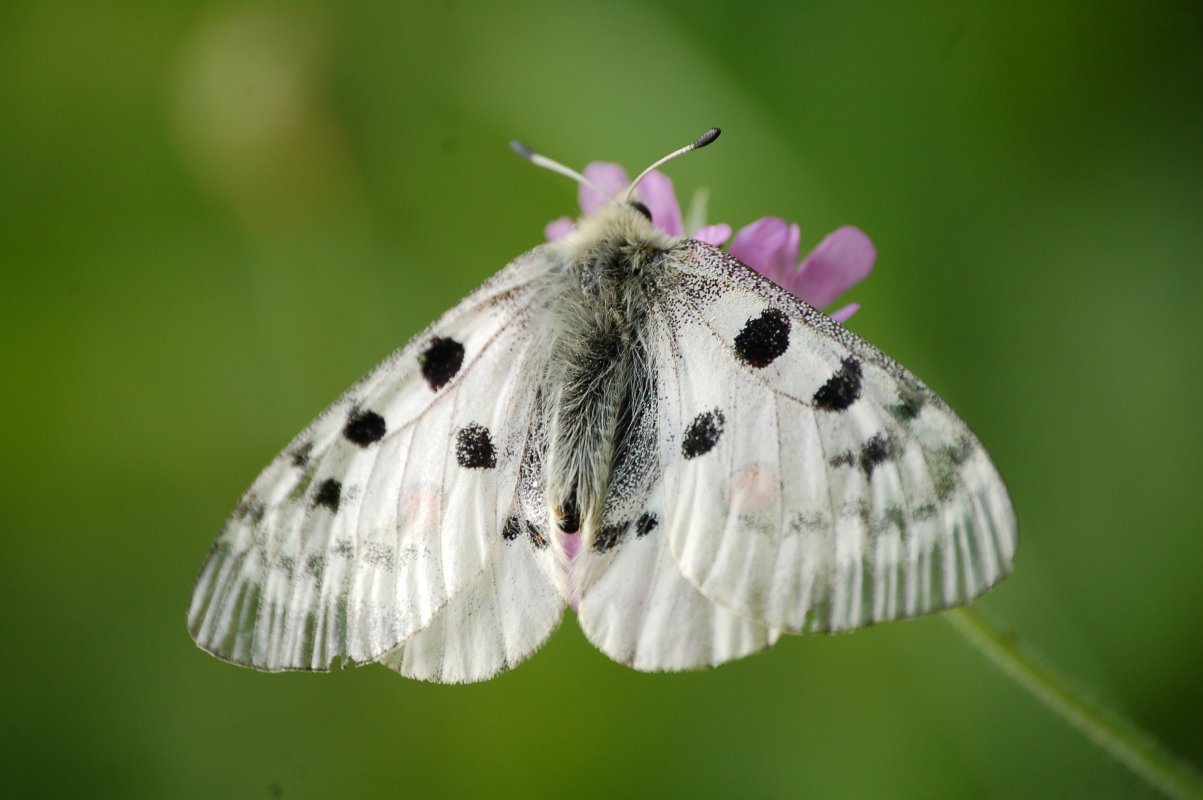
510,127,722,207
510,140,612,200
622,127,721,203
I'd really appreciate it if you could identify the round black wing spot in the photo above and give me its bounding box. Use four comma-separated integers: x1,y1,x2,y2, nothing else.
343,409,386,446
635,512,658,537
813,356,863,411
455,423,497,469
860,433,896,477
419,337,465,391
313,478,342,513
593,522,630,553
734,308,791,368
682,409,725,459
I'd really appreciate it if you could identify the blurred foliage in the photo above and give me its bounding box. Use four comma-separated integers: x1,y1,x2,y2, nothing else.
1,1,1201,798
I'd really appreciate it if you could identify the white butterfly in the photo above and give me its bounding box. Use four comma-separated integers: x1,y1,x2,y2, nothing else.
188,129,1017,683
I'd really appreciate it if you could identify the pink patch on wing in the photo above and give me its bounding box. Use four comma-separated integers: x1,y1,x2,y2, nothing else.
729,466,779,514
402,487,442,532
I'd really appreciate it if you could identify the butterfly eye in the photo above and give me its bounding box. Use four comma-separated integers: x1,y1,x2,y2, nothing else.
630,201,652,222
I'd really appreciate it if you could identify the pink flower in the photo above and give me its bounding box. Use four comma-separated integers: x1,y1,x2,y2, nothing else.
545,163,875,321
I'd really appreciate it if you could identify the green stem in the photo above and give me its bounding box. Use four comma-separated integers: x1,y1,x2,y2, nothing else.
944,607,1203,800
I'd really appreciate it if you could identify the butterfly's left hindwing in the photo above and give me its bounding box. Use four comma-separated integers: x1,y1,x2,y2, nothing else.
649,240,1017,634
188,251,565,675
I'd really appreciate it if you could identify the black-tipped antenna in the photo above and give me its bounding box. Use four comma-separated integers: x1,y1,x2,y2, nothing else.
622,127,721,203
510,139,612,200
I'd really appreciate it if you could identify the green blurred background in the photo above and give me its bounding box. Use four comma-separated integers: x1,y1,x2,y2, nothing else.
3,1,1201,798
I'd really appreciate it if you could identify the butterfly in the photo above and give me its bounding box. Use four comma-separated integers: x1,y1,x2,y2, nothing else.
188,129,1017,683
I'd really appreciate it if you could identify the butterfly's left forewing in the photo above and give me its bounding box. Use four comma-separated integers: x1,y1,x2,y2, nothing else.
651,240,1017,634
188,250,565,673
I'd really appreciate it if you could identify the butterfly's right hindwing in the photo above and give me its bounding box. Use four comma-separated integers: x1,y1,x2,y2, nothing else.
188,250,565,672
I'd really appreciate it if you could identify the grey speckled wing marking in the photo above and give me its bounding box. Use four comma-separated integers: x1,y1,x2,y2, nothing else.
187,250,566,673
651,240,1017,633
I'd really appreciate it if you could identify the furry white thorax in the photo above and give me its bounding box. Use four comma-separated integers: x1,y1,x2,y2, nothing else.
541,202,679,594
550,201,677,259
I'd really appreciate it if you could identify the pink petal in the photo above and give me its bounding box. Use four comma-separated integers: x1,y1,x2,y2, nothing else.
830,303,860,323
692,223,732,246
786,226,876,308
544,217,574,241
729,217,801,285
634,171,683,236
580,163,629,215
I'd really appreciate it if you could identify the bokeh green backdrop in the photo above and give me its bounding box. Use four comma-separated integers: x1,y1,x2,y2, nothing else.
3,2,1201,798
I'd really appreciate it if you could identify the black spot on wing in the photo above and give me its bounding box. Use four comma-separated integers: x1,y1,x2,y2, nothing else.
682,409,724,459
274,554,296,577
860,433,896,477
502,515,548,549
913,503,938,521
813,356,863,411
890,386,924,422
420,336,465,391
525,521,549,550
313,478,342,512
635,512,658,537
343,408,386,446
828,451,856,468
870,506,908,536
594,521,630,553
946,438,974,466
291,442,313,468
455,423,496,469
734,308,791,368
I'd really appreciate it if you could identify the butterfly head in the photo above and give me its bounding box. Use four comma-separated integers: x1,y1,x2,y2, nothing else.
558,198,675,277
512,129,721,265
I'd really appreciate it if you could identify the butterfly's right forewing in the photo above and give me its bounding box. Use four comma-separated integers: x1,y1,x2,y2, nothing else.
188,250,564,671
651,241,1017,634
